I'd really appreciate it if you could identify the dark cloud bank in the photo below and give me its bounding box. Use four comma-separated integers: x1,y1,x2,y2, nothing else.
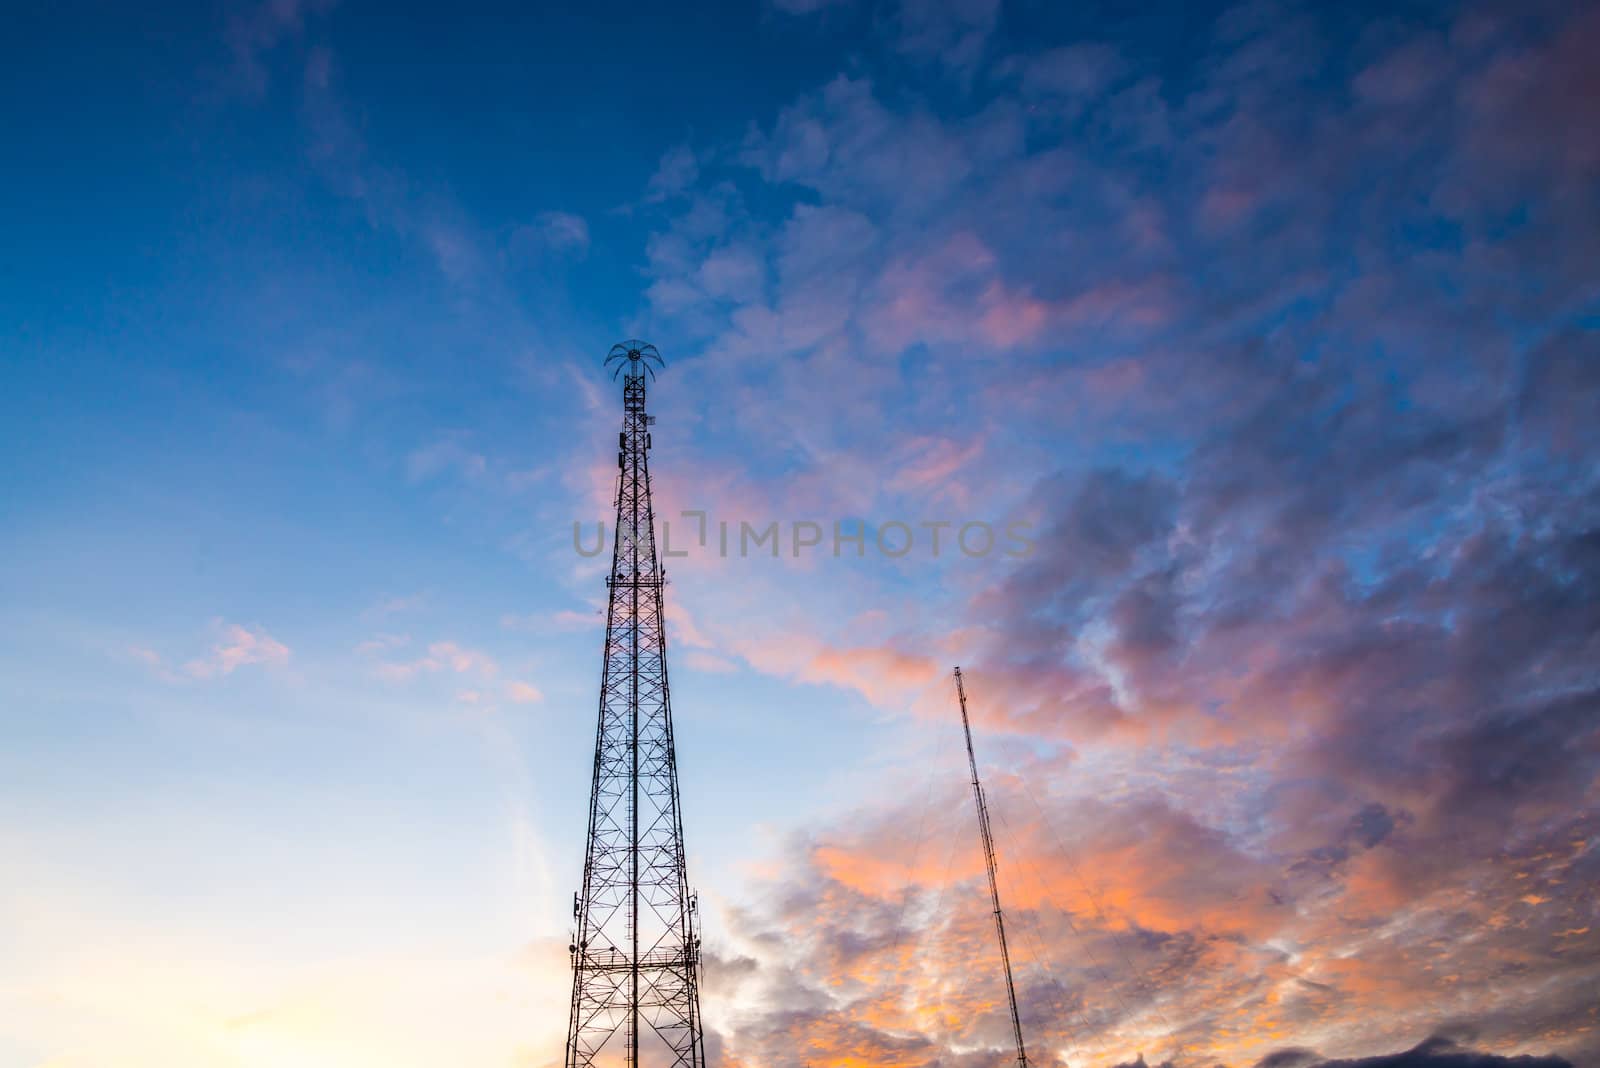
1114,1032,1577,1067
1250,1032,1576,1067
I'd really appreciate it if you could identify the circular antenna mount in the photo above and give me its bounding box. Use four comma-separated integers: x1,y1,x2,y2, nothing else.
604,339,664,381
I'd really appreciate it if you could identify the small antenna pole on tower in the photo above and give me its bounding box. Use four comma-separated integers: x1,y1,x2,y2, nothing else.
954,666,1030,1068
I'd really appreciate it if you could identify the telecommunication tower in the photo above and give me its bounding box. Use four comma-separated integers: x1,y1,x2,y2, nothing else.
954,666,1030,1068
566,341,706,1068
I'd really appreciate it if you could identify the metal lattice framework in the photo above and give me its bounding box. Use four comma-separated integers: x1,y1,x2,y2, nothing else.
954,667,1030,1068
566,341,706,1068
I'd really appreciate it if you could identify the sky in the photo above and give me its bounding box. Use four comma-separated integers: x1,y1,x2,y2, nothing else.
1,0,1597,1066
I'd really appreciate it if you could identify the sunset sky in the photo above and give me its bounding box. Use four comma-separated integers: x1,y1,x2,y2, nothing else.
2,1,1596,1066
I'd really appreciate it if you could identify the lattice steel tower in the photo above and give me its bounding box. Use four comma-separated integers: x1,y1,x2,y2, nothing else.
566,341,705,1068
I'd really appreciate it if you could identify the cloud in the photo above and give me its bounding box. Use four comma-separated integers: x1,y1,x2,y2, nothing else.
512,210,591,258
891,0,1000,75
501,608,602,633
506,681,544,704
406,438,488,484
355,632,410,655
1251,1032,1575,1067
180,622,291,680
684,650,738,673
429,642,496,675
862,231,1059,353
729,632,944,709
225,0,336,95
366,594,424,617
769,0,850,14
647,144,701,199
127,645,164,668
743,75,983,214
294,30,529,305
771,0,1004,76
369,640,499,683
1008,42,1126,101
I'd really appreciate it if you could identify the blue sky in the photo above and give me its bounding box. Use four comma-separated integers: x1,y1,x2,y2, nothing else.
2,1,1597,1067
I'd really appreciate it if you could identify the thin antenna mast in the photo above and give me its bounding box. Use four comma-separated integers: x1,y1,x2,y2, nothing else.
954,666,1030,1068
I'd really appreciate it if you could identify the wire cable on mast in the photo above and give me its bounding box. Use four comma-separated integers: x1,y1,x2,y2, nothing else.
993,733,1185,1064
991,806,1099,1061
998,741,1190,1061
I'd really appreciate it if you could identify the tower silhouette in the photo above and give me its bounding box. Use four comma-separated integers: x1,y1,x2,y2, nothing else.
566,341,706,1068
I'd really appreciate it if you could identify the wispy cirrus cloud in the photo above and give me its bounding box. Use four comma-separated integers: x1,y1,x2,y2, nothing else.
405,438,489,484
366,639,497,683
131,621,292,682
224,0,336,96
512,210,591,259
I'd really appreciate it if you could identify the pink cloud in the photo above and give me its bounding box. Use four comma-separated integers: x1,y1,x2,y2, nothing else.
368,639,498,683
427,641,496,676
885,435,985,501
864,231,1171,356
180,622,291,680
974,279,1051,347
505,681,544,704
